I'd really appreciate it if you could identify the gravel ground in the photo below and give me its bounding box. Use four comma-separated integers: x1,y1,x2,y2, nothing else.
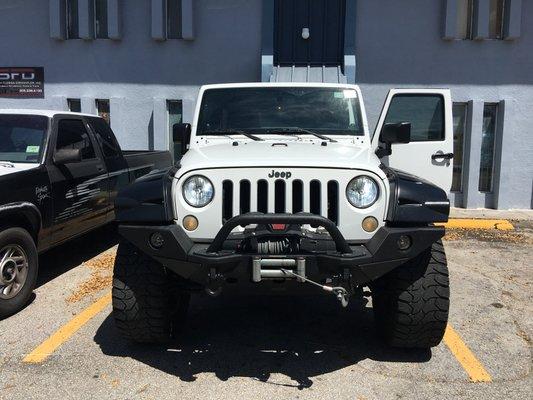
0,223,531,400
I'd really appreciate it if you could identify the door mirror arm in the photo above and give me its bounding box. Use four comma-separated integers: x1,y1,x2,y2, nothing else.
173,123,192,156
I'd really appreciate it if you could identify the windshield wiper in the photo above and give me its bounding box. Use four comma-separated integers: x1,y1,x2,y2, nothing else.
0,161,15,168
264,127,337,143
201,129,264,141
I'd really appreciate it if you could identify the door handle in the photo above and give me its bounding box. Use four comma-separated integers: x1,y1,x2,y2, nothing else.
96,164,105,172
301,27,310,39
431,152,454,161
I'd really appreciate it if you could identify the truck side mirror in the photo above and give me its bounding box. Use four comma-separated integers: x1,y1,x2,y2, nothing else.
53,148,82,164
376,122,411,158
173,123,191,156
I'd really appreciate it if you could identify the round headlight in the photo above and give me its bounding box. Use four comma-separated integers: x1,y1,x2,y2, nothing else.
182,175,214,207
346,176,379,208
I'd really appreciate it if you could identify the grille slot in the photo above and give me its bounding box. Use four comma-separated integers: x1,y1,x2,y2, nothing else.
221,178,340,225
222,180,233,223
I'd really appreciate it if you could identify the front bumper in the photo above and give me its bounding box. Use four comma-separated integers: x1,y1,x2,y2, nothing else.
118,212,444,285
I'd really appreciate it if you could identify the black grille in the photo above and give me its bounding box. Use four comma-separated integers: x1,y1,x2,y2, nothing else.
221,179,340,224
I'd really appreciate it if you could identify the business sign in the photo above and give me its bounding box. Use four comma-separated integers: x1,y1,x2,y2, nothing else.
0,67,44,98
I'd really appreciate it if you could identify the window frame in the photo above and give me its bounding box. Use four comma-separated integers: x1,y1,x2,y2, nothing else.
67,98,81,113
166,0,183,39
456,0,474,40
94,0,109,39
382,93,446,142
478,103,499,193
488,0,506,40
451,102,468,192
96,99,111,125
66,0,80,39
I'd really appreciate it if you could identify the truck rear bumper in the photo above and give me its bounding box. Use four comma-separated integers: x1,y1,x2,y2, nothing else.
118,213,445,285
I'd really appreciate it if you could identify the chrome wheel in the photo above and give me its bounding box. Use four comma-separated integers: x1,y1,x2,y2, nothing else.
0,244,29,299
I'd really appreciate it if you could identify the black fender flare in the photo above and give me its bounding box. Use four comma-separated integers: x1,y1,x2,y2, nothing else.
0,201,42,237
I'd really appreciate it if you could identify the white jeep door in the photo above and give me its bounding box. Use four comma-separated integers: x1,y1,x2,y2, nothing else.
372,89,453,192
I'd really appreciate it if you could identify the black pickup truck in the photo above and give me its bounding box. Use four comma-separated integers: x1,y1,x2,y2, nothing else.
0,110,172,318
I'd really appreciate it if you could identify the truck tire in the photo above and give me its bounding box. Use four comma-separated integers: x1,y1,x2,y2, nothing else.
112,240,189,343
371,240,449,348
0,227,38,319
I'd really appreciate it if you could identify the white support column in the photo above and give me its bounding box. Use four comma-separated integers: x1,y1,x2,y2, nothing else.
151,0,166,40
50,0,66,40
107,0,122,40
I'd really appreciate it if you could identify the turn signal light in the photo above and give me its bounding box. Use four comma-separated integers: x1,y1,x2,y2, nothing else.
183,215,199,231
362,216,378,232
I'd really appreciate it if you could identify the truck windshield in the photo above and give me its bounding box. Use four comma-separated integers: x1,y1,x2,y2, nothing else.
197,87,365,137
0,115,48,163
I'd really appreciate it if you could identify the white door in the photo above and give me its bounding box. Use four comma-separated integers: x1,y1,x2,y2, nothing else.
372,89,453,192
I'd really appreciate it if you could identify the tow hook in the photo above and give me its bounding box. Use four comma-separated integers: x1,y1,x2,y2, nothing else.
280,268,350,308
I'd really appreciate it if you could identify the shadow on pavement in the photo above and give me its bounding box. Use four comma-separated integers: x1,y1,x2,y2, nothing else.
94,286,431,389
37,224,119,288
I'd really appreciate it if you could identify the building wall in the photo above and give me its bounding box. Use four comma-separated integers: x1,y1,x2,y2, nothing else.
354,0,533,209
0,0,263,149
0,0,531,209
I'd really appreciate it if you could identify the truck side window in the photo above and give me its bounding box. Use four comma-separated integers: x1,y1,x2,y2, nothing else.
56,119,96,160
89,118,121,158
383,94,445,141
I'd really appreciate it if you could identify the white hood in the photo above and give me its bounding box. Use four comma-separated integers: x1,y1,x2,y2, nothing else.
0,163,39,177
178,141,383,177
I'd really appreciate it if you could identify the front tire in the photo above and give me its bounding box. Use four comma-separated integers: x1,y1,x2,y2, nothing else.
0,227,38,319
112,241,189,343
371,240,450,348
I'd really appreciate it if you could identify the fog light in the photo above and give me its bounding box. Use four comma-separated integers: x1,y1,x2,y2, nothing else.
397,235,412,250
149,232,165,249
183,215,198,231
362,216,378,232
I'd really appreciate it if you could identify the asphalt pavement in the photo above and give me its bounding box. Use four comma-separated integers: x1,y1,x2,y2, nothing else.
0,221,531,400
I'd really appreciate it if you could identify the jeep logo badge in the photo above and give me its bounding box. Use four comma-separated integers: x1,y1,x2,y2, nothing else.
268,170,292,179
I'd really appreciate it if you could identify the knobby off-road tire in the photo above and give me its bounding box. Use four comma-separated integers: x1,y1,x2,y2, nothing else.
112,240,190,343
371,240,450,348
0,227,38,319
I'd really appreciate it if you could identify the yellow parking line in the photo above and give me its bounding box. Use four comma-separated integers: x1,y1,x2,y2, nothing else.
438,219,514,230
23,292,112,364
443,324,492,383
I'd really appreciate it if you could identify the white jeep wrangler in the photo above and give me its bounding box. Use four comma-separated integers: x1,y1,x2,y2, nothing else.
113,83,453,348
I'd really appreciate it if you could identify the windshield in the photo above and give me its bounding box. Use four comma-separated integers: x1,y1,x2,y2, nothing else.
197,87,364,136
0,115,48,163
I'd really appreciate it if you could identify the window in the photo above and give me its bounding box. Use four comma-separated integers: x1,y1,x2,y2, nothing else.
167,100,183,160
95,0,109,39
479,104,498,192
456,0,473,39
89,117,121,158
56,119,96,160
383,95,445,141
167,0,182,39
96,99,110,124
489,0,505,39
0,115,48,163
67,99,81,113
197,87,364,136
67,0,79,39
451,103,468,192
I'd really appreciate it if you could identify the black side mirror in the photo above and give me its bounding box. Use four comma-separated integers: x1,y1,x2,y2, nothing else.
53,148,82,164
375,122,411,158
380,122,411,144
173,123,191,155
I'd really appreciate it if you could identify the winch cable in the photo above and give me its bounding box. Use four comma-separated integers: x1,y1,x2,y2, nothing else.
280,268,349,307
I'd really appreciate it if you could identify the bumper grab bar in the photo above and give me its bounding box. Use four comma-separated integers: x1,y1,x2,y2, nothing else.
206,212,353,254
